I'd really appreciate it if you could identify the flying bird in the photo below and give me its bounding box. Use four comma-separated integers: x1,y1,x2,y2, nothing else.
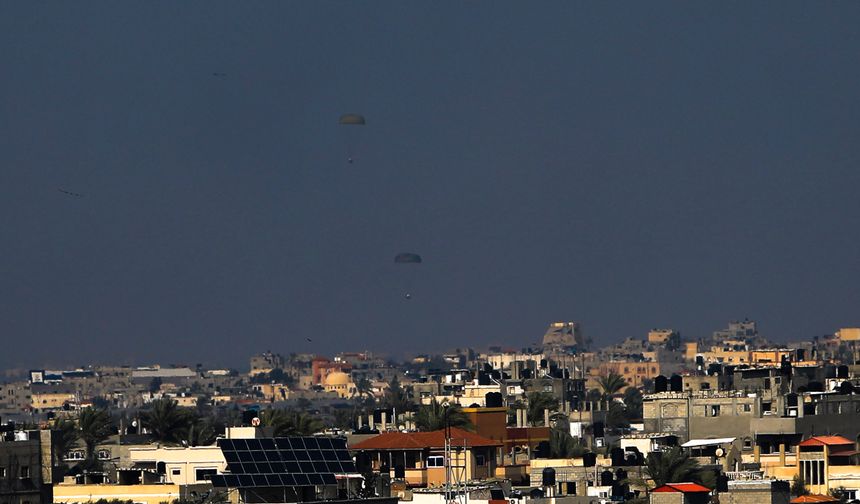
212,72,227,77
58,188,84,198
306,338,312,342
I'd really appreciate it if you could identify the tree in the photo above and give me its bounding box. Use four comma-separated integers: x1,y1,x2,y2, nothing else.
792,474,809,497
548,425,587,458
148,377,163,393
623,387,644,421
183,416,218,447
142,398,194,444
259,409,323,436
413,399,472,432
382,376,411,412
605,401,631,430
356,378,373,399
645,446,714,489
52,418,80,467
78,407,112,464
526,392,558,426
597,372,627,400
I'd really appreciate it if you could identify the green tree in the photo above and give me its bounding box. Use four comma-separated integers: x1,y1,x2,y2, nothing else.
645,446,714,489
142,398,194,444
597,372,627,400
259,409,323,436
792,474,809,497
356,377,373,399
605,401,631,430
148,377,163,393
382,376,411,412
548,425,587,458
414,399,472,431
526,392,558,426
183,415,218,447
78,408,112,464
623,387,644,421
52,418,80,467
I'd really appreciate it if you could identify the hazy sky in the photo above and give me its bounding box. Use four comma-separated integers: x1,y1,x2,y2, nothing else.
2,2,859,370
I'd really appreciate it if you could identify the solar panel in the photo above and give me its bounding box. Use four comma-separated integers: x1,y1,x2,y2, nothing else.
212,436,354,489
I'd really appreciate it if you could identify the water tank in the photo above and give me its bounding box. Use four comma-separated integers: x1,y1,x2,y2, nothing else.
583,452,597,467
654,375,668,393
670,374,683,392
542,468,556,487
600,470,614,486
485,392,503,408
593,421,605,438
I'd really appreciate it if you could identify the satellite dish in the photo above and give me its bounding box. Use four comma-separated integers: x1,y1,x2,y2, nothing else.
251,417,261,427
715,448,725,457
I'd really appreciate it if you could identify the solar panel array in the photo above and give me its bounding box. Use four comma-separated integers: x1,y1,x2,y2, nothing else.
210,437,356,488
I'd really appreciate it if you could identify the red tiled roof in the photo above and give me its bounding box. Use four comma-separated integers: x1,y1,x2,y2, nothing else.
350,427,501,450
798,435,854,447
651,483,711,493
791,495,839,503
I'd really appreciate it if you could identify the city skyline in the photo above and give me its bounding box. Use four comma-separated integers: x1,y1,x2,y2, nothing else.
2,2,859,369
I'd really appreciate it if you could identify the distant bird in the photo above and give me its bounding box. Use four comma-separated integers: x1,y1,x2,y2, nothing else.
58,188,84,198
306,338,312,342
212,72,227,77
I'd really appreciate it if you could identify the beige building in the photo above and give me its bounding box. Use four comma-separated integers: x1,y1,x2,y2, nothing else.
323,371,356,399
31,392,76,411
835,328,860,342
128,445,226,485
53,482,187,504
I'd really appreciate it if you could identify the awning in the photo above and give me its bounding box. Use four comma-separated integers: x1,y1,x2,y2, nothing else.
681,438,736,448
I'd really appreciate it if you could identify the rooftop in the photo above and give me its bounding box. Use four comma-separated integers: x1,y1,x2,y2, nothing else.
652,483,711,493
350,427,501,450
798,435,854,447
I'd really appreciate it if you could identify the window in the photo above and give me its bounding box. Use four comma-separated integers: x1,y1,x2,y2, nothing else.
98,449,111,460
427,456,444,468
475,455,486,466
0,467,5,478
710,405,720,417
743,404,751,412
700,383,710,390
196,469,217,482
20,466,29,478
171,468,181,476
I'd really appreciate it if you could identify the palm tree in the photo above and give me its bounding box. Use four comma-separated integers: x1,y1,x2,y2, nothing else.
259,409,323,436
526,392,558,426
52,418,80,467
623,387,644,421
183,416,218,447
414,399,472,432
356,378,373,399
382,376,411,412
142,398,193,444
597,372,627,400
285,410,324,435
78,408,112,464
645,446,714,489
605,401,631,430
548,426,587,458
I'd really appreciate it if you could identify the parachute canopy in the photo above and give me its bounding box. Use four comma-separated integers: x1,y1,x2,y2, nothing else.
394,253,422,264
339,114,366,125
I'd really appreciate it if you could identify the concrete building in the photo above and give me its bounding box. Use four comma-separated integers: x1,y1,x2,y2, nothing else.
543,322,588,350
0,429,54,504
249,352,286,377
350,428,500,488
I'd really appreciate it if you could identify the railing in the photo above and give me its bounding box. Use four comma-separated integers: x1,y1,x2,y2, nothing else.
725,471,766,480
